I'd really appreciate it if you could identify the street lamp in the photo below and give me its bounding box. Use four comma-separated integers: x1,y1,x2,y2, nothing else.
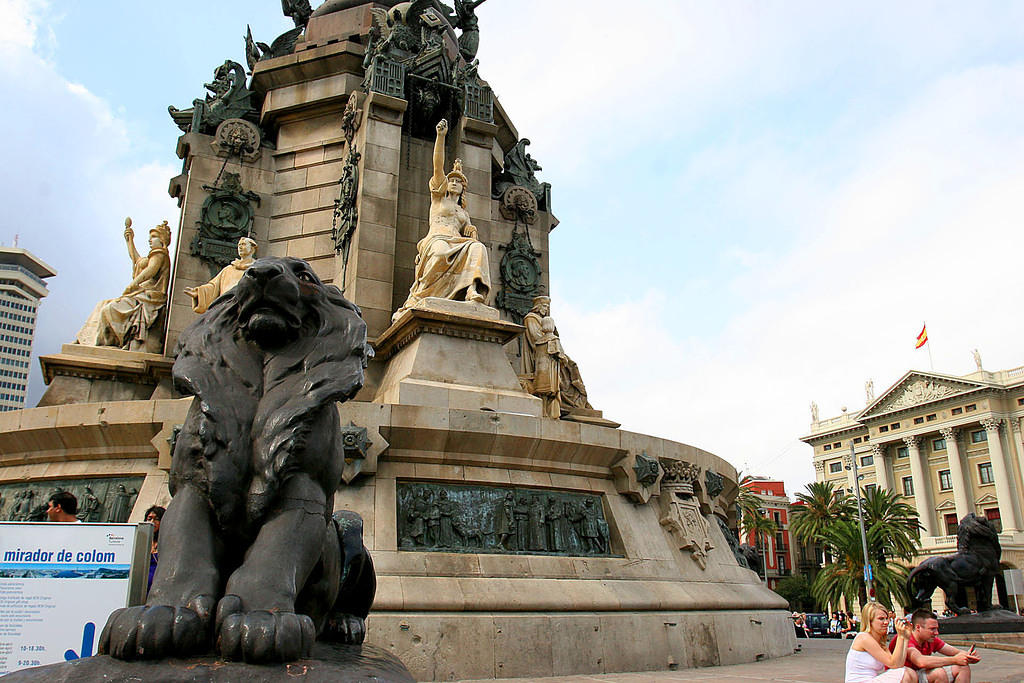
847,441,874,600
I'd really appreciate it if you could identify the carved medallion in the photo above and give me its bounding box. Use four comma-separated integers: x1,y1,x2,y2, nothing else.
495,228,542,322
211,119,261,161
499,186,538,224
191,172,260,276
633,451,661,488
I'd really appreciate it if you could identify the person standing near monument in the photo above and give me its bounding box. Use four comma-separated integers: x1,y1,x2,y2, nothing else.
184,236,258,314
392,119,491,321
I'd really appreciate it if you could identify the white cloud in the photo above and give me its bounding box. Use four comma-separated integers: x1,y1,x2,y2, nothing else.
553,61,1024,496
0,1,179,404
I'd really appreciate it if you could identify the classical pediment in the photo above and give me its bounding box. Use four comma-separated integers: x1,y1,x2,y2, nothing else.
975,493,998,506
935,499,957,511
859,372,991,420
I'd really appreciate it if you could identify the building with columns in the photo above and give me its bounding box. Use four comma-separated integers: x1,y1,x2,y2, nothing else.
802,365,1024,576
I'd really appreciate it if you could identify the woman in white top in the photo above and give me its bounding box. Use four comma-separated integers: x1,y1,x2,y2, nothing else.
845,602,916,683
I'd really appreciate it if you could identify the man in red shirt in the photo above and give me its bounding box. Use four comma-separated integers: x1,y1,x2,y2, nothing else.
888,609,979,682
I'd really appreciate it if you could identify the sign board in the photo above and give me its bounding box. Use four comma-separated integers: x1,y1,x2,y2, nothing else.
1005,568,1024,596
0,522,151,675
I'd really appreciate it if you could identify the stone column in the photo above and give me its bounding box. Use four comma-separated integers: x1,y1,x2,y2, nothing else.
981,418,1020,533
1013,419,1024,495
842,451,857,494
871,444,891,492
904,436,936,537
937,427,971,523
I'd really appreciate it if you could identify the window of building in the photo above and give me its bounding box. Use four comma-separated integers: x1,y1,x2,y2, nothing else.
978,462,994,485
971,430,987,444
773,511,781,524
853,437,862,444
914,417,924,425
902,476,914,496
833,441,842,448
938,470,952,491
863,435,869,441
944,513,959,536
1018,397,1024,406
897,446,909,458
879,425,889,433
860,455,873,466
775,532,784,549
890,422,901,430
926,414,937,422
864,484,876,494
965,404,976,412
829,461,842,473
932,438,946,452
951,407,963,415
985,508,1002,533
823,444,831,451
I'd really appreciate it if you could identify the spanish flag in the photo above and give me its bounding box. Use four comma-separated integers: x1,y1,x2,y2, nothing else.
915,324,928,349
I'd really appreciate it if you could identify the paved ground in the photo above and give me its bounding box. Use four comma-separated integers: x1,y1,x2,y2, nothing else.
462,639,1024,683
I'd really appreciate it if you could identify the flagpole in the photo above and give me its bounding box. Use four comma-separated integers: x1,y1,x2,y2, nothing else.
927,341,934,371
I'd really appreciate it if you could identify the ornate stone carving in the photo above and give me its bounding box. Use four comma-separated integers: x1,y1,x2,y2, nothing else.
973,348,983,372
499,185,538,224
939,427,959,442
332,147,361,263
981,417,1003,433
521,296,593,419
245,23,305,73
341,91,362,148
633,452,661,488
903,435,919,449
871,444,885,460
169,60,258,135
495,226,541,322
810,401,819,423
814,460,825,473
492,139,551,211
191,172,261,277
865,379,875,403
885,379,960,412
397,482,611,556
0,477,145,523
211,119,261,161
340,422,371,462
715,516,751,570
705,470,725,499
74,218,172,353
658,459,714,570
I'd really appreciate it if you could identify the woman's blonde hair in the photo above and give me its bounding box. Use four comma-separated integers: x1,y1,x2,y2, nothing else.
860,601,886,634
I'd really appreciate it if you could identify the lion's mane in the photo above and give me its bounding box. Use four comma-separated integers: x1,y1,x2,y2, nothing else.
170,257,370,530
956,512,1001,568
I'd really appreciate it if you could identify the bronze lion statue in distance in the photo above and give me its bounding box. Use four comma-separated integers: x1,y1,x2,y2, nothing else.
100,257,375,663
907,512,1002,615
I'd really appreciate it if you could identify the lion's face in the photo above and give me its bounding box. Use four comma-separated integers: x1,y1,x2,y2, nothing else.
234,257,327,349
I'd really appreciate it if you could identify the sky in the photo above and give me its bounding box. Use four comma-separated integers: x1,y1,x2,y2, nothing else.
4,0,1024,495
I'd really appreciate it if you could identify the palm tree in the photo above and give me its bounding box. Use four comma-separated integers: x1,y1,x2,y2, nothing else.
789,481,854,544
810,488,921,610
736,472,766,520
742,510,779,581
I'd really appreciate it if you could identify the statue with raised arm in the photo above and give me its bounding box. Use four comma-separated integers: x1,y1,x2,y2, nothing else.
184,237,257,314
392,119,491,321
76,218,171,353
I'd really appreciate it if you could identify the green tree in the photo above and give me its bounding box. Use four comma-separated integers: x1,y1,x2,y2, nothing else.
789,481,855,544
809,488,921,610
774,574,814,611
741,510,779,580
736,472,766,520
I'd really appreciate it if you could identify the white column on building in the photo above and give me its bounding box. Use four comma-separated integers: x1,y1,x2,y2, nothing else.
939,427,971,522
871,444,891,492
904,436,936,537
980,418,1020,533
843,451,858,494
1013,419,1024,492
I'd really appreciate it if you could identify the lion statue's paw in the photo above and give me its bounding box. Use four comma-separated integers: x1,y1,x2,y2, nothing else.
98,595,215,660
215,594,316,662
321,613,367,645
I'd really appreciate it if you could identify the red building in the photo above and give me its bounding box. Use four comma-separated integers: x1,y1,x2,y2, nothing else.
741,477,797,590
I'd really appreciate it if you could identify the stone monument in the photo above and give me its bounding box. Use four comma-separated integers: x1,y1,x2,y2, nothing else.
3,1,795,679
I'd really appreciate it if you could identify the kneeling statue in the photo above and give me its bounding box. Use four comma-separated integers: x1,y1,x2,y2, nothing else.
392,118,491,321
100,257,376,663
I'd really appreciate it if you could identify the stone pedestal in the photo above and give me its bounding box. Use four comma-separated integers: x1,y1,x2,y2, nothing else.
37,344,174,406
372,298,542,416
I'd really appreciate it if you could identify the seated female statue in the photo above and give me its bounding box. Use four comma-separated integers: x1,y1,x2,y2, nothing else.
76,218,171,353
184,236,257,314
392,118,491,322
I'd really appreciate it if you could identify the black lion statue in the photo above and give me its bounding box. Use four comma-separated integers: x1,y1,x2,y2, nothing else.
907,513,1002,615
100,257,375,663
738,544,763,576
